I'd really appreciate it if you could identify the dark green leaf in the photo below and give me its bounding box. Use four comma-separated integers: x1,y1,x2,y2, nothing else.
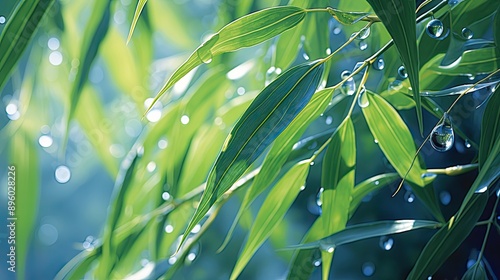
179,60,324,250
287,220,440,251
326,7,370,24
461,260,487,280
149,6,306,111
0,0,55,89
230,161,310,280
479,85,500,168
408,192,488,279
426,47,500,76
365,0,422,134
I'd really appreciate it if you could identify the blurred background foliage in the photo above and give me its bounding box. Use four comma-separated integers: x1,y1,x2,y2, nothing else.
0,0,499,279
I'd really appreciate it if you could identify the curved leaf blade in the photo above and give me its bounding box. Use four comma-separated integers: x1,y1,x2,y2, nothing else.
479,85,500,168
148,6,306,111
461,260,487,280
126,0,147,44
365,0,422,134
349,173,399,215
0,0,55,89
178,60,324,250
326,7,370,25
230,160,310,280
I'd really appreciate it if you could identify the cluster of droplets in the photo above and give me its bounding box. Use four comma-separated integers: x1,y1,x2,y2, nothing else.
357,86,369,108
351,26,371,51
425,18,473,41
430,113,455,152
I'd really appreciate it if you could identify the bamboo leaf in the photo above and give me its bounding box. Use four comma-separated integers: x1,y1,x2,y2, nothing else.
219,87,334,251
479,85,500,168
349,173,399,215
362,92,425,186
178,60,324,251
0,0,55,89
287,220,440,251
326,7,370,25
426,47,500,76
365,0,422,134
148,6,306,112
230,160,310,280
126,0,147,44
408,192,488,279
461,260,487,280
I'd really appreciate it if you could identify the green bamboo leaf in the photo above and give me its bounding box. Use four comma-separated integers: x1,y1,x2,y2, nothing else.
326,7,370,25
365,0,422,134
479,85,500,168
0,0,55,89
349,173,399,215
362,92,425,186
10,129,39,280
495,6,500,52
461,260,487,280
126,0,147,44
54,249,99,280
148,6,306,112
408,192,488,279
230,160,310,280
219,87,335,252
178,60,324,250
287,220,440,251
472,138,500,194
426,47,500,76
303,0,330,61
274,21,304,70
66,0,111,140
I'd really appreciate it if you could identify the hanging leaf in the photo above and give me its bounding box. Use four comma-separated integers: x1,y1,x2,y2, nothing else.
230,160,310,280
365,0,422,134
0,0,56,89
326,7,370,25
178,60,324,251
148,6,306,112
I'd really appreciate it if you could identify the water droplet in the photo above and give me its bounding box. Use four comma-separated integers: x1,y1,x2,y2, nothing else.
358,26,371,40
146,161,156,172
185,243,201,265
165,224,174,233
49,51,63,66
333,26,341,35
136,145,145,157
430,114,454,152
48,37,60,50
191,224,201,234
168,257,177,265
325,116,333,125
464,139,471,148
82,236,95,251
404,191,415,203
461,27,473,39
38,135,53,148
310,161,315,166
359,41,368,51
374,139,379,144
357,86,369,108
353,62,364,72
181,115,190,125
398,65,408,79
300,185,306,191
373,58,385,70
475,186,488,193
468,74,475,81
55,165,71,183
340,70,356,95
237,87,246,96
326,48,332,55
158,138,168,149
388,80,403,92
379,236,394,250
362,262,375,276
316,188,324,207
374,180,380,185
439,191,451,205
197,34,219,64
426,19,444,39
303,53,310,60
312,250,322,267
162,192,172,201
38,224,58,246
0,16,5,24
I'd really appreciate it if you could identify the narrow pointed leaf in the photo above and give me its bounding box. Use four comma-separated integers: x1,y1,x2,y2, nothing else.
287,220,440,251
479,84,500,168
126,0,147,44
326,7,370,25
408,192,488,279
0,0,55,89
179,60,324,250
365,0,422,134
349,173,399,215
426,47,500,76
362,92,425,186
461,260,487,280
230,161,310,280
148,6,306,112
219,87,335,251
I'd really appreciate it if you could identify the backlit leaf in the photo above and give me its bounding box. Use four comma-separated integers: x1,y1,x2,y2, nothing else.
326,7,370,25
126,0,148,44
365,0,422,134
426,47,500,76
148,6,306,112
178,60,324,250
230,160,310,280
461,260,487,280
479,84,500,168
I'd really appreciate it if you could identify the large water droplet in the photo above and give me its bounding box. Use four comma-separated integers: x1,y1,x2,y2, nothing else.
340,70,356,95
373,58,385,70
430,114,454,152
358,26,371,40
333,26,342,35
379,236,394,251
82,236,96,251
55,165,71,183
196,33,219,64
362,262,375,276
398,66,408,79
426,19,444,39
439,191,451,205
461,27,473,40
357,86,369,108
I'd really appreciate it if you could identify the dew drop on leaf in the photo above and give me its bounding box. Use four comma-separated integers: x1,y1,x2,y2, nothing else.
430,114,454,152
358,26,371,39
397,65,408,79
426,19,444,39
312,249,322,267
359,41,368,51
340,70,356,95
464,139,471,148
373,58,385,70
357,86,369,108
461,27,473,39
316,187,324,207
378,236,394,251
